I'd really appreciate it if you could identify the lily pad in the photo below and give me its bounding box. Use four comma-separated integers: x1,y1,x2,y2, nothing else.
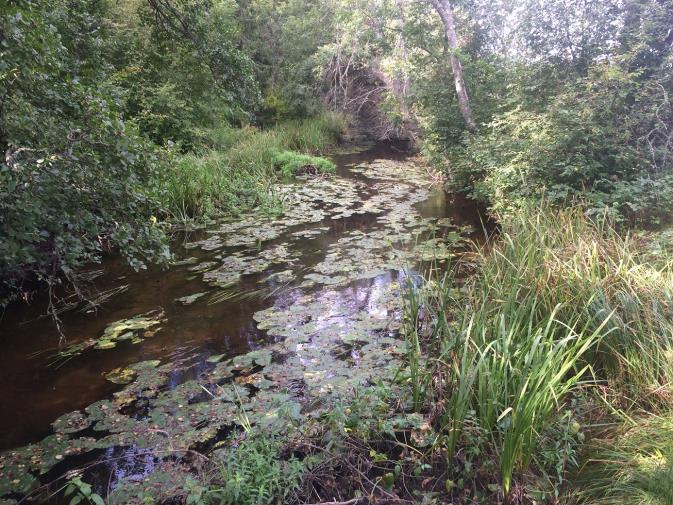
176,292,207,305
104,367,137,384
52,411,91,434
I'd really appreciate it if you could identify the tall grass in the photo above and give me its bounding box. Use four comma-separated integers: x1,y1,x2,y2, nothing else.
161,113,345,221
572,414,673,505
402,204,673,497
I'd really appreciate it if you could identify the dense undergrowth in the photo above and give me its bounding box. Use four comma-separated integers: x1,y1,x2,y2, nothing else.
161,115,343,220
412,1,673,227
393,205,673,502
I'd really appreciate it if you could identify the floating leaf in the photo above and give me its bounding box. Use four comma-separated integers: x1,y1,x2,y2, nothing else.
104,367,136,384
176,292,207,305
52,411,91,434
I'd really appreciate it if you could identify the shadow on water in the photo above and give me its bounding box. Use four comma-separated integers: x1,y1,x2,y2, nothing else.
0,142,486,501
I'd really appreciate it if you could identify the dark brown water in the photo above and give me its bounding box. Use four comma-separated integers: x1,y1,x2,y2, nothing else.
0,143,483,457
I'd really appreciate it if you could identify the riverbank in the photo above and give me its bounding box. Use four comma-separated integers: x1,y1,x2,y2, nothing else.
268,205,673,504
2,150,672,504
0,114,344,313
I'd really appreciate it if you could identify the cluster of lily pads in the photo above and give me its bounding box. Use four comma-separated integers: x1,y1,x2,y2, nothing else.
48,310,166,367
0,153,470,503
0,282,405,502
180,158,467,297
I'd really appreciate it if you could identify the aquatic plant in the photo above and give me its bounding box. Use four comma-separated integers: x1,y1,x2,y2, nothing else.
47,309,166,368
272,150,336,177
202,435,309,505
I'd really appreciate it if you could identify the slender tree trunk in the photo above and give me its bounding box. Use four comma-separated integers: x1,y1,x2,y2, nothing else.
429,0,478,131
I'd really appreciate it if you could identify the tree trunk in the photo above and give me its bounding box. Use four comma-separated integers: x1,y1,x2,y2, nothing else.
430,0,478,131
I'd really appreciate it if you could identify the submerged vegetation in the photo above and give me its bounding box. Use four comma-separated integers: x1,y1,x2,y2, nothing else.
1,0,673,503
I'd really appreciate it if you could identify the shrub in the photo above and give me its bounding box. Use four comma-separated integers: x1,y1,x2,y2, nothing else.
448,65,673,226
201,435,307,505
0,0,171,305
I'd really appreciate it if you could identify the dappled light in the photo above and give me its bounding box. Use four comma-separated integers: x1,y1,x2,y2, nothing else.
1,0,672,503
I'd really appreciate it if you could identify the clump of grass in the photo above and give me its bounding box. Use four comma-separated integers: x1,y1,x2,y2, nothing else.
163,150,282,220
202,124,246,151
572,415,673,505
401,203,673,499
482,204,673,409
272,150,336,177
404,281,603,497
162,113,345,221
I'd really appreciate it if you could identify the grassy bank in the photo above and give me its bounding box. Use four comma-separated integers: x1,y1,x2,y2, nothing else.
160,114,345,221
574,414,673,505
388,205,673,502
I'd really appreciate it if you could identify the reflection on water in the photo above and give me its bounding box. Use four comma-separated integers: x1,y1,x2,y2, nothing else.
0,143,485,501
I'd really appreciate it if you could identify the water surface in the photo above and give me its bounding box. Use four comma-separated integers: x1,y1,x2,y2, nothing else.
0,143,482,501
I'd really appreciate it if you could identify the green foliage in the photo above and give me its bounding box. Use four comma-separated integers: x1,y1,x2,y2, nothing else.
237,0,336,122
402,205,673,498
161,114,344,220
113,0,260,149
0,0,171,305
63,476,105,505
452,64,673,225
272,151,336,177
573,415,673,505
0,0,271,305
202,435,307,505
383,0,673,226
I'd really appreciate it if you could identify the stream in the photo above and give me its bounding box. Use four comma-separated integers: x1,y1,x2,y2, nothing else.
0,143,482,502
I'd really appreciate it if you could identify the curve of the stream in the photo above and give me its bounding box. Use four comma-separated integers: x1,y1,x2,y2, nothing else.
0,144,479,503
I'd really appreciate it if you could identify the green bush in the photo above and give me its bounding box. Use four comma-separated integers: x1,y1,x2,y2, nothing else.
0,0,171,306
446,64,673,226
